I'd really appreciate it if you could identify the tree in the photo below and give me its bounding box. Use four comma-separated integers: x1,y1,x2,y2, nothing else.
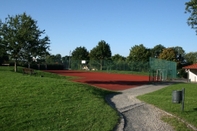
54,54,62,64
173,46,186,69
0,13,50,72
71,46,89,70
127,44,151,71
45,54,63,64
111,54,126,61
62,55,70,69
174,46,185,62
150,44,166,58
45,54,55,64
185,0,197,34
0,20,3,55
184,52,197,64
71,46,89,60
158,47,176,61
127,44,151,62
111,54,126,70
0,20,8,64
89,40,111,70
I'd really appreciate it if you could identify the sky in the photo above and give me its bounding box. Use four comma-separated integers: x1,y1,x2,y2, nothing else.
1,0,196,57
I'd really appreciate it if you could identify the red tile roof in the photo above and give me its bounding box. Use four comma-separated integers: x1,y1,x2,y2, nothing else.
183,63,197,69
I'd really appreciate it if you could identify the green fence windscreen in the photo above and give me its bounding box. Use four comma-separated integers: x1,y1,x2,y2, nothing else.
149,57,177,81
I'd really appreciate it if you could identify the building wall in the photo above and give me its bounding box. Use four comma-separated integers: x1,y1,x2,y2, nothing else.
189,69,197,82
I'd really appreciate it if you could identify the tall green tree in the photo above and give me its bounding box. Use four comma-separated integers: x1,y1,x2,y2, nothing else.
45,54,62,64
174,46,185,62
151,44,166,58
89,40,111,70
54,54,62,64
62,55,70,69
185,52,197,64
45,54,55,64
111,54,126,70
1,13,50,71
0,20,3,55
185,0,197,34
0,20,9,64
111,54,126,61
0,26,9,65
127,44,151,62
72,46,89,60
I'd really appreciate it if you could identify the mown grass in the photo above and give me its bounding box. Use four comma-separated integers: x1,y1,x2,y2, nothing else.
137,83,197,130
161,115,193,131
0,66,119,131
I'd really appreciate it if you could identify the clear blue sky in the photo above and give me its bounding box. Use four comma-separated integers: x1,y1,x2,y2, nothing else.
1,0,196,57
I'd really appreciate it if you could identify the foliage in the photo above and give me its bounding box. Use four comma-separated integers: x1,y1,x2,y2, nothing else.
185,0,197,34
138,83,197,129
0,12,50,72
150,44,166,58
112,54,126,61
89,40,112,70
0,54,9,65
71,46,89,60
62,55,70,69
111,54,127,70
71,59,150,72
184,52,197,64
89,40,111,60
54,54,62,64
174,46,186,69
45,55,55,64
174,46,185,57
0,67,119,131
0,20,4,56
45,54,63,64
158,47,177,61
127,44,151,62
178,68,188,78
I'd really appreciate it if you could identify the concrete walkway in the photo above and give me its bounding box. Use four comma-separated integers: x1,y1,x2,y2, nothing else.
106,83,175,131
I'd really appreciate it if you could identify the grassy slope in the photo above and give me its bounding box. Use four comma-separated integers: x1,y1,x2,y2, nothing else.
137,83,197,130
0,67,119,131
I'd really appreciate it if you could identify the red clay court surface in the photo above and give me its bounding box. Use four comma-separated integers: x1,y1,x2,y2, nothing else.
45,70,149,91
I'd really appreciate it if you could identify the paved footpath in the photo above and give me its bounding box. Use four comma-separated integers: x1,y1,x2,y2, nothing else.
105,83,175,131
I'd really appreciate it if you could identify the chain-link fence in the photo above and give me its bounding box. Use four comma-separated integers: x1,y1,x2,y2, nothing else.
70,58,177,82
70,59,150,72
149,57,177,82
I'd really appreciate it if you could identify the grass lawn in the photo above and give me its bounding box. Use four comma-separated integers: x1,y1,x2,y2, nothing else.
0,67,119,131
137,83,197,130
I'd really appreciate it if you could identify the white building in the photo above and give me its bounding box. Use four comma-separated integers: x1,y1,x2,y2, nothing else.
183,63,197,82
